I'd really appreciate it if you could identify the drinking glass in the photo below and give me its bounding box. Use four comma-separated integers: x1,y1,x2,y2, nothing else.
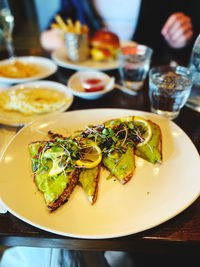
0,0,15,58
149,65,193,120
118,44,153,94
187,34,200,112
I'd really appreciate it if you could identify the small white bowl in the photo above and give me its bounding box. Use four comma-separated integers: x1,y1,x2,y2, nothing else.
67,70,115,100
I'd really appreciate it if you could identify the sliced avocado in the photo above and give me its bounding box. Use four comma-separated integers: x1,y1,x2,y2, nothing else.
135,120,162,164
103,146,135,184
36,171,70,204
79,165,99,203
29,142,72,205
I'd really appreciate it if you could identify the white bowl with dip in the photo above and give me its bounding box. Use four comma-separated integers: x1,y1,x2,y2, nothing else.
67,70,115,100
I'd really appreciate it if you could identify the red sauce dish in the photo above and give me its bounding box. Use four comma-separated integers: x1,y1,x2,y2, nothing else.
82,78,104,92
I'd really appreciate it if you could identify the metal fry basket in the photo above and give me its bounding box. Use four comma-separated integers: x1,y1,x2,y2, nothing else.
65,32,89,62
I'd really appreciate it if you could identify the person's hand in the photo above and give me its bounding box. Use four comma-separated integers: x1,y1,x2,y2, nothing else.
161,12,193,49
40,28,65,51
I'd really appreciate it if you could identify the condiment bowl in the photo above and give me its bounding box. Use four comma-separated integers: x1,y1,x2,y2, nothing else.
67,70,115,100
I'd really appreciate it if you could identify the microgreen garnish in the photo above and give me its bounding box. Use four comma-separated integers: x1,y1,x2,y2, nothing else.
33,119,148,175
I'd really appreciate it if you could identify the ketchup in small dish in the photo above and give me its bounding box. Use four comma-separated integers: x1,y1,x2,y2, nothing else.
82,78,104,92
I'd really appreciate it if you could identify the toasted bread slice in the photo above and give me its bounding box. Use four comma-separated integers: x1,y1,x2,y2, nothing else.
135,120,162,164
29,141,80,212
103,146,135,184
48,168,80,211
79,164,101,204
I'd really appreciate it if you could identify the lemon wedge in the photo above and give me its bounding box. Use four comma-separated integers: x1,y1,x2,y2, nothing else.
134,116,152,146
120,116,133,122
76,144,102,169
43,148,66,177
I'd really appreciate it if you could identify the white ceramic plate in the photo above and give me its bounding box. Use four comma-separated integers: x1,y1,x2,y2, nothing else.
67,70,115,99
0,109,199,239
51,41,137,71
51,46,119,71
0,126,17,161
0,80,73,126
0,56,58,84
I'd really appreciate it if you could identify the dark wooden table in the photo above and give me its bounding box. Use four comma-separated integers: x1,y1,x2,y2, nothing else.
0,48,200,255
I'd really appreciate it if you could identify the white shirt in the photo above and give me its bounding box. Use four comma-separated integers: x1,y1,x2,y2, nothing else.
93,0,141,41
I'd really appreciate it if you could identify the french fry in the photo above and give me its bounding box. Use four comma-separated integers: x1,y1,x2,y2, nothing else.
66,18,74,32
53,15,89,35
66,18,73,28
55,15,68,31
75,20,81,34
50,23,60,29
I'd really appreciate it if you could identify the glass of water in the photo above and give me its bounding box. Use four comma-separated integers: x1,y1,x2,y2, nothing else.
118,44,153,94
187,34,200,112
0,0,15,58
149,65,193,120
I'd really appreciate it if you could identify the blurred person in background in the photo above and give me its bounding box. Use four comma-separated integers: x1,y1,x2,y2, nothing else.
40,0,199,62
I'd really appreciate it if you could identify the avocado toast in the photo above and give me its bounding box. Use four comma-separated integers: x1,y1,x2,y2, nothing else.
79,164,101,204
29,139,80,212
29,132,102,211
135,120,162,164
29,115,162,211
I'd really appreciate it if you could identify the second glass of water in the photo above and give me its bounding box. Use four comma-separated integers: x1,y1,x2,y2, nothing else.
187,33,200,112
118,44,153,94
149,65,193,120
